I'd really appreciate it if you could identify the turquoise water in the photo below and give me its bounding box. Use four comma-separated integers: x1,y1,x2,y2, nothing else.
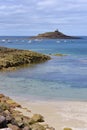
0,36,87,101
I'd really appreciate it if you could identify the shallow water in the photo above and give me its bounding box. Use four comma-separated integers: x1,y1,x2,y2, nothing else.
0,36,87,101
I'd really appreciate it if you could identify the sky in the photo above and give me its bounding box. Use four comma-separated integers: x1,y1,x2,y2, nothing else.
0,0,87,36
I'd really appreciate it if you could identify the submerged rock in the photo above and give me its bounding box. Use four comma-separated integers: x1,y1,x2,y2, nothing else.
51,53,67,56
63,128,72,130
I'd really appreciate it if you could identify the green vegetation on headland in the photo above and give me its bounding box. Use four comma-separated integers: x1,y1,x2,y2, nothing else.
0,94,72,130
0,46,51,71
31,30,80,39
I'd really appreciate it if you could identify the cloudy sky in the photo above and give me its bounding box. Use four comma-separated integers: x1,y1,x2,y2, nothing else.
0,0,87,36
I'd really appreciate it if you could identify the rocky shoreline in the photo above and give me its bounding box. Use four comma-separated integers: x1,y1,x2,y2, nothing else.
0,46,50,71
0,94,53,130
0,94,72,130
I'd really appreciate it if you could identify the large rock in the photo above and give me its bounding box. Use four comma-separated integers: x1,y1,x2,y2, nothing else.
8,124,20,130
6,99,21,108
6,115,13,123
31,124,46,130
0,102,10,111
11,115,24,128
22,116,30,127
29,114,44,124
31,114,44,122
22,126,31,130
0,115,7,128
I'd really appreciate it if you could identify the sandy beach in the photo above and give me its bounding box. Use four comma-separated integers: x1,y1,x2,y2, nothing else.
15,100,87,130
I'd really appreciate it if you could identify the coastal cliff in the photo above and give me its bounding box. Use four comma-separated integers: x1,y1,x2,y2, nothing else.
0,47,50,70
31,30,79,39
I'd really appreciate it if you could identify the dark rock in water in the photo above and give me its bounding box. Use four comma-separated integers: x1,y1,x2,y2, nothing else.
0,115,7,128
31,30,80,39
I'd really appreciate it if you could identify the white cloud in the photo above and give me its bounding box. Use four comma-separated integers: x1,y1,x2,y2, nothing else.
36,0,87,12
0,0,87,35
37,0,57,8
0,4,26,15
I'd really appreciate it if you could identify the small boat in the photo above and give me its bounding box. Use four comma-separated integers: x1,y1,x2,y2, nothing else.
1,39,6,42
34,39,42,42
64,40,67,43
56,40,60,43
28,40,32,43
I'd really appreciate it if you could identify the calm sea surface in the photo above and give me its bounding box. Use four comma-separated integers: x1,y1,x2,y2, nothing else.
0,36,87,101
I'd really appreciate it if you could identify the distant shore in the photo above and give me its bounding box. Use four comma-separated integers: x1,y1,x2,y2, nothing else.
31,30,80,39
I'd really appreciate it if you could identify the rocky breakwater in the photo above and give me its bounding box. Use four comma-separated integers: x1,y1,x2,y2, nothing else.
0,47,50,70
0,94,72,130
0,94,55,130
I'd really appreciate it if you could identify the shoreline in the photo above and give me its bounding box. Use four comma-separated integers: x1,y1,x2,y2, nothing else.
16,99,87,130
0,93,87,130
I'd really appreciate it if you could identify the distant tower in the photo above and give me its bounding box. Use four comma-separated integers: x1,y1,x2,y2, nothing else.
55,29,59,32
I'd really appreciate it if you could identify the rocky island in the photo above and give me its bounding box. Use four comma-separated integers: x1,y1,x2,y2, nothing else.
31,30,79,39
0,46,50,70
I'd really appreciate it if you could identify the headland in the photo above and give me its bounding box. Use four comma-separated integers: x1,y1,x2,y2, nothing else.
0,46,50,71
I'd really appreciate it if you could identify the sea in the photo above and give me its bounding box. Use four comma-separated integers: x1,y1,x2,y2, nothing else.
0,36,87,102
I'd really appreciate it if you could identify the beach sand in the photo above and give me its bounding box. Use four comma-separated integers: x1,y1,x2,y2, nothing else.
16,100,87,130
